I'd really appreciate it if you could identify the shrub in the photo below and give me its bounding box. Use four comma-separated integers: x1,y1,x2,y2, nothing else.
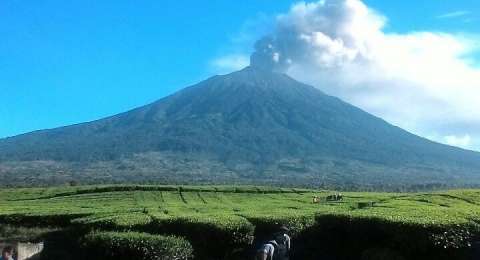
291,214,476,260
149,214,254,259
0,213,88,227
246,213,316,238
82,231,193,260
72,213,152,230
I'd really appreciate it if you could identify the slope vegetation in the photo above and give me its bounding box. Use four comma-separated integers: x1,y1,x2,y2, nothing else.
1,67,480,188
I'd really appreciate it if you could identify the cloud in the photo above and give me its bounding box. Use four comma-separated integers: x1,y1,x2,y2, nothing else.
437,11,470,19
443,135,472,149
215,0,480,151
210,54,249,74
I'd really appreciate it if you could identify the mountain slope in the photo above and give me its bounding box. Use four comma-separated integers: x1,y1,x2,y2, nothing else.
1,67,479,188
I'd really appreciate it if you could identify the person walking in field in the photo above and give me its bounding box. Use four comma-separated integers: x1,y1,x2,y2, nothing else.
272,225,291,260
256,240,277,260
255,225,291,260
0,246,14,260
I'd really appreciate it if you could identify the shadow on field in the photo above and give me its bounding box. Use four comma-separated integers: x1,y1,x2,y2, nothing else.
290,215,472,260
39,229,87,260
11,216,478,260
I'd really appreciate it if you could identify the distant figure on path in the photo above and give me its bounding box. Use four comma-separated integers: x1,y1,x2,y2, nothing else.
0,246,14,260
326,193,343,202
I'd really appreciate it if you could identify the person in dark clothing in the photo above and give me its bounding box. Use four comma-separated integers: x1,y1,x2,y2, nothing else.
272,225,291,260
255,225,291,260
0,246,14,260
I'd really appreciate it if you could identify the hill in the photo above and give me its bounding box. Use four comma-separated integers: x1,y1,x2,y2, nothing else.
1,67,480,188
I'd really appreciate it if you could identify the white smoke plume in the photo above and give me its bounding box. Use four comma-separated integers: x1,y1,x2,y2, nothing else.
245,0,480,151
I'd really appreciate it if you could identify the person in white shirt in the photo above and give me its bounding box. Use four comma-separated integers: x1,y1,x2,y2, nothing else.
256,240,278,260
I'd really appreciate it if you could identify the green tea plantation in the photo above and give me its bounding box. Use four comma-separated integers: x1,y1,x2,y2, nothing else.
1,185,480,259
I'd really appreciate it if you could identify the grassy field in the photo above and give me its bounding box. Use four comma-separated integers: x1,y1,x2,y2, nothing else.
1,185,480,259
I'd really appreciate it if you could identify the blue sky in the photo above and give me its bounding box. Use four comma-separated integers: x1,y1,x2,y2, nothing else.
1,0,479,146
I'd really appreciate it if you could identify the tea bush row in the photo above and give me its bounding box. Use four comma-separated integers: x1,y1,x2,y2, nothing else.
81,231,193,260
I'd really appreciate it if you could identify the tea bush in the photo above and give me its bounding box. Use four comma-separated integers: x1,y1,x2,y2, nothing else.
82,231,193,260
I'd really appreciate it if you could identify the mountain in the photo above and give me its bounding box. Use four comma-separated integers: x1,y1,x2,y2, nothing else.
1,67,480,189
